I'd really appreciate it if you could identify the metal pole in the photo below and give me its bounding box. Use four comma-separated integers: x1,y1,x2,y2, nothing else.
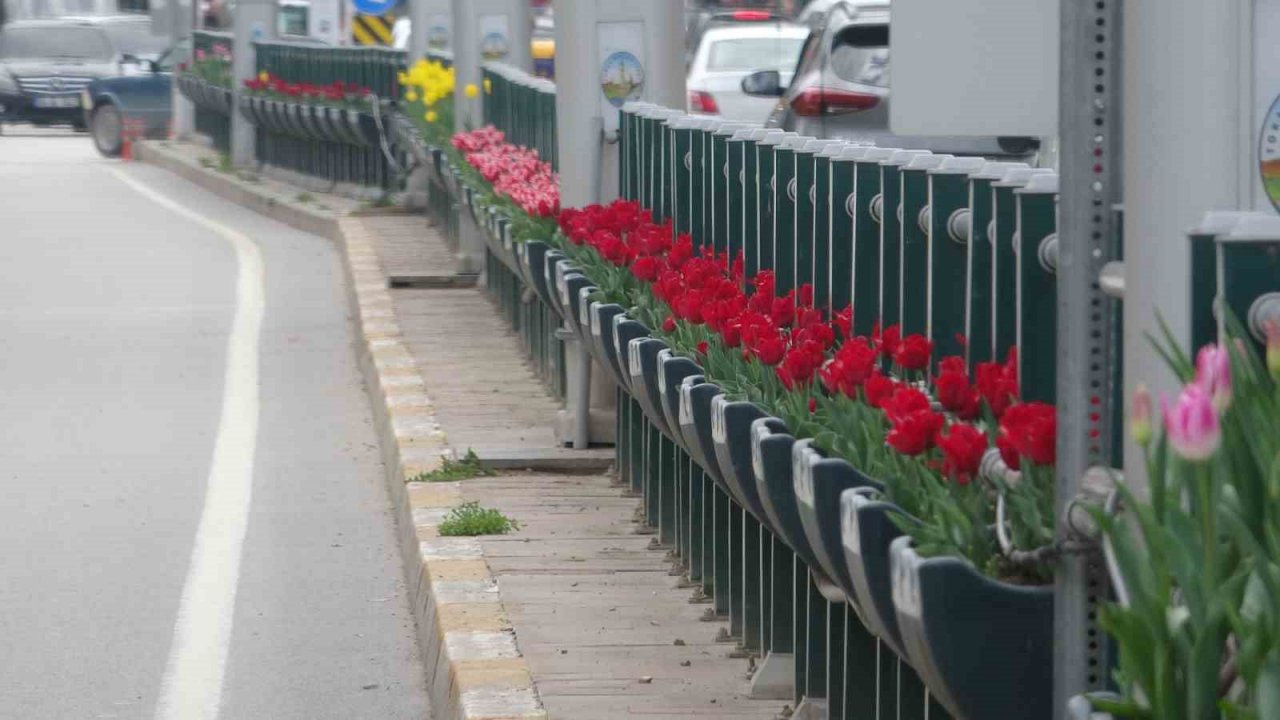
230,0,274,166
1053,0,1123,715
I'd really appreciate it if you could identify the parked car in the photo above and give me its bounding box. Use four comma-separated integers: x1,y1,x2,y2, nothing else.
82,38,181,156
0,16,162,132
686,21,807,123
742,1,1038,157
685,7,787,69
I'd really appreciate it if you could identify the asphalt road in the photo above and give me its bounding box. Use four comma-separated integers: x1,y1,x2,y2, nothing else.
0,129,432,720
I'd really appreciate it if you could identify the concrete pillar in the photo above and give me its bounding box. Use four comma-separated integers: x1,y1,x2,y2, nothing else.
231,0,275,166
409,0,451,62
1121,0,1250,476
552,0,685,208
450,0,531,132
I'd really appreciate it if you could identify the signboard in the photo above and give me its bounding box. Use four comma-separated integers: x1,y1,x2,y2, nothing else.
479,13,510,60
596,21,645,135
427,12,450,50
351,0,394,18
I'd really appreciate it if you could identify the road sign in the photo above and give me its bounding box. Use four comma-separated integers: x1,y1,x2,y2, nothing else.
351,0,395,18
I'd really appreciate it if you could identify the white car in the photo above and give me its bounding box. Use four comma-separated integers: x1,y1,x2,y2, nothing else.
685,22,808,124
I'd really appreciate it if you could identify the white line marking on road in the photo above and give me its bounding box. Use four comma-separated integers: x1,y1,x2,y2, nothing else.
111,168,264,720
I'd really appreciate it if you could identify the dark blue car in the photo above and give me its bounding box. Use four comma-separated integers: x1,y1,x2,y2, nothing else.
82,39,181,156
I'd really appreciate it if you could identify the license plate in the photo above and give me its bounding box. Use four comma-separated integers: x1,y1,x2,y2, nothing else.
33,95,80,108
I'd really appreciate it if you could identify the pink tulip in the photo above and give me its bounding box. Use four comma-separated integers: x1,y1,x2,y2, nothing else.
1194,343,1231,411
1130,383,1152,446
1161,384,1221,462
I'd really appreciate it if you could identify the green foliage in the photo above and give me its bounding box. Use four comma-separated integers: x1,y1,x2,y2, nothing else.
1094,317,1280,718
409,449,495,483
437,502,520,537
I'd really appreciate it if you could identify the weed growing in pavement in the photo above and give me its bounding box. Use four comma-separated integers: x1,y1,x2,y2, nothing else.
216,154,234,173
296,192,314,203
437,502,519,537
198,156,215,169
408,449,495,483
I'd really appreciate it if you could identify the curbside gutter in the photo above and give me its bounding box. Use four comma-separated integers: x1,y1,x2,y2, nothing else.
135,142,547,720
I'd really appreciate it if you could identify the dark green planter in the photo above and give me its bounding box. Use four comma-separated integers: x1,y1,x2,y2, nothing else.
841,489,911,656
677,375,714,476
534,248,563,309
658,351,703,449
709,396,769,521
611,317,650,394
794,442,878,600
629,337,673,436
891,537,1054,720
749,419,825,573
685,381,727,485
589,302,626,383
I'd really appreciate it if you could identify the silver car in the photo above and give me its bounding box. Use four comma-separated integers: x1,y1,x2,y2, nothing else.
685,18,807,124
742,1,1039,157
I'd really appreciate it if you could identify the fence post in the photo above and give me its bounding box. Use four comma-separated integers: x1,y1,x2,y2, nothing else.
231,0,275,166
409,0,452,62
450,0,530,133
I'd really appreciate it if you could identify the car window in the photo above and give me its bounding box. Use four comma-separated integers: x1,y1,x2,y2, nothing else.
829,24,889,87
790,29,823,77
706,36,804,72
0,26,114,61
104,23,169,57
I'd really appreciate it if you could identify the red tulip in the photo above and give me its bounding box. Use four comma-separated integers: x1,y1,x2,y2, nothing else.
893,334,933,371
886,409,944,456
936,423,988,484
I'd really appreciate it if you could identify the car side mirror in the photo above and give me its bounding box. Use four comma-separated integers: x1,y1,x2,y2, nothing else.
741,69,784,98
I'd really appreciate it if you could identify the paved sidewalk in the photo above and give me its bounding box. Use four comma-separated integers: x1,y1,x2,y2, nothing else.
470,474,787,720
355,219,785,717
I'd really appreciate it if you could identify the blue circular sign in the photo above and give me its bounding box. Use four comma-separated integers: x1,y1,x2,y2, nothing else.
352,0,395,17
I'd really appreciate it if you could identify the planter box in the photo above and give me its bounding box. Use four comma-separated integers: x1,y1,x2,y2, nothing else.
611,317,650,394
793,442,878,600
589,302,626,383
709,396,769,520
841,489,912,656
891,537,1054,720
628,337,673,437
682,379,727,486
657,351,702,451
749,418,824,571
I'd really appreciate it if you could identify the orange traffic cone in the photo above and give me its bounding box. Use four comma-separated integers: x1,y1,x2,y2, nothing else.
121,134,133,161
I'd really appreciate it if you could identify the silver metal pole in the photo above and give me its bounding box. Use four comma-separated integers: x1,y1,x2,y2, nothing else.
1053,0,1123,714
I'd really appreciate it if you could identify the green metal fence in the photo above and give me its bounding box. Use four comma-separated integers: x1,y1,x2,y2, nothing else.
245,40,408,189
480,63,557,171
184,30,233,154
609,103,1068,720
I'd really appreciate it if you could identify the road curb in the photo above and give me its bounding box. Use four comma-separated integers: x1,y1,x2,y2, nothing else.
136,143,547,720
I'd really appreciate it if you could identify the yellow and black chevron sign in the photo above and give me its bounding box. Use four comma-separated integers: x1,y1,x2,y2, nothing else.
352,13,393,45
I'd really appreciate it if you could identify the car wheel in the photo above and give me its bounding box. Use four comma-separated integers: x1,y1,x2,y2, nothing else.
91,103,123,157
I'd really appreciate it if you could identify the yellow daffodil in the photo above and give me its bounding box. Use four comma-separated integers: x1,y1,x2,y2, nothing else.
426,110,438,123
464,83,478,99
258,70,269,83
483,78,492,94
405,89,419,102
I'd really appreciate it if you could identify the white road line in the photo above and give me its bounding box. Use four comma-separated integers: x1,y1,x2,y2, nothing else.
110,168,264,720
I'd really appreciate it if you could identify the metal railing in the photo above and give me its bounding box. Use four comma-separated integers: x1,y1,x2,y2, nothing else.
480,63,557,172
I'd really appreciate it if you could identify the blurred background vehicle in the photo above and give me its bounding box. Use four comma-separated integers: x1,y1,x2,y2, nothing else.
81,35,178,155
685,15,805,123
742,0,1039,157
531,11,553,78
0,15,162,131
683,0,797,67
